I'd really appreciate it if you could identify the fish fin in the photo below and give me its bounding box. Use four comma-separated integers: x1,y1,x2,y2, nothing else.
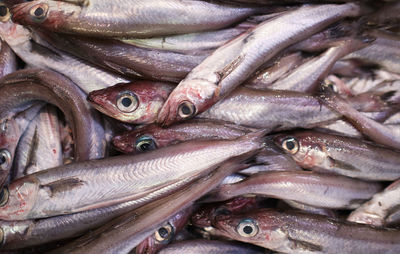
30,39,63,61
40,178,85,197
327,156,359,171
288,237,323,252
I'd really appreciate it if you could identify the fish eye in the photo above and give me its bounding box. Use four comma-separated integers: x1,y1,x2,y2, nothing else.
0,4,10,22
322,79,337,93
177,101,196,119
135,135,157,152
0,187,9,207
116,91,139,113
236,219,258,237
281,137,299,154
0,150,11,171
29,4,49,23
154,222,174,243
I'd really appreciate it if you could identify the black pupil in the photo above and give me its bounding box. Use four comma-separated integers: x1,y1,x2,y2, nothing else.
121,97,132,107
286,140,295,150
34,7,44,17
181,105,191,115
243,225,253,234
0,6,7,17
158,227,169,239
0,155,5,165
139,142,151,151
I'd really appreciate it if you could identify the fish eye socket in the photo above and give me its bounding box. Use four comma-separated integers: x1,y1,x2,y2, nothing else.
282,137,299,154
236,219,258,237
29,4,48,22
0,187,9,207
177,101,196,119
0,150,11,171
116,92,139,113
135,135,157,152
322,79,337,93
0,4,10,22
154,222,174,243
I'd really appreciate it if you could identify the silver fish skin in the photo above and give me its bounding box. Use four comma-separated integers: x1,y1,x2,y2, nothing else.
0,21,130,94
12,105,63,180
204,171,381,209
11,0,259,38
122,21,255,54
48,151,256,254
348,179,400,227
0,131,265,220
157,3,362,126
0,40,16,79
213,209,400,254
269,37,370,92
0,69,105,161
157,240,265,254
199,87,341,130
344,30,400,74
274,130,400,181
282,200,337,218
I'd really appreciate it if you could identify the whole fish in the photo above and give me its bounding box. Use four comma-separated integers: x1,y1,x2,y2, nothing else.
274,130,400,180
204,171,382,209
0,20,130,94
48,153,256,254
0,69,105,161
348,179,400,227
112,119,254,154
0,131,265,220
12,105,63,180
87,81,175,124
157,3,362,126
213,209,400,253
10,0,260,38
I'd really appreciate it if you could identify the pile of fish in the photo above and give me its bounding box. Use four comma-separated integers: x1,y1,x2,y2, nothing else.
0,0,400,253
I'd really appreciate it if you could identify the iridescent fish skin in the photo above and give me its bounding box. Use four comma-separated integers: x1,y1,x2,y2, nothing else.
87,81,175,124
10,0,259,38
213,209,400,254
274,130,400,180
157,3,362,126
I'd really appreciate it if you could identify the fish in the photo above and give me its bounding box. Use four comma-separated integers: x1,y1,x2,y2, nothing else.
0,130,265,220
274,130,400,180
88,81,175,124
213,208,400,253
157,3,362,126
10,0,260,38
112,119,254,154
0,39,16,78
203,171,382,209
0,20,130,94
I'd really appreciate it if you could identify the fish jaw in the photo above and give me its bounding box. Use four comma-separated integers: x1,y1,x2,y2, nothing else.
157,79,217,126
0,175,39,221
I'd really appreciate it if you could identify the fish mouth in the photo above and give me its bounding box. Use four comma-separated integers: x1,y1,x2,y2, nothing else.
156,103,172,127
9,2,29,21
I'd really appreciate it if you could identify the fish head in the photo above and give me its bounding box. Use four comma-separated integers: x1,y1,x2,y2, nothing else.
0,175,39,220
213,209,285,248
157,79,217,126
112,124,175,154
88,81,174,124
273,132,327,169
0,18,30,47
10,0,81,31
